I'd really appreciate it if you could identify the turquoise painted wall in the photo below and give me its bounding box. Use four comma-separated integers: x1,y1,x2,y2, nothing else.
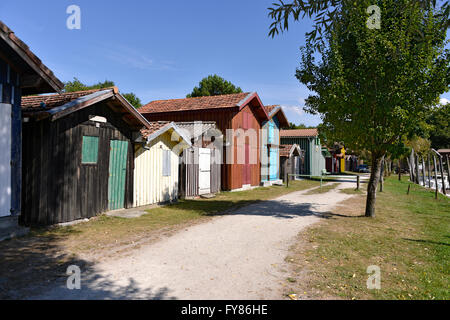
261,116,280,181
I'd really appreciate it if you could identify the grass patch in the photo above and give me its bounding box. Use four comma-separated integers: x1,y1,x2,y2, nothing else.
286,177,449,300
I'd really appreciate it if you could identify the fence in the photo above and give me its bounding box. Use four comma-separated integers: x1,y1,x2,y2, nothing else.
407,148,449,199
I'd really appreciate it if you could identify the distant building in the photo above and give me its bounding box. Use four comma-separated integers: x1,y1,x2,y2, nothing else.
280,129,326,176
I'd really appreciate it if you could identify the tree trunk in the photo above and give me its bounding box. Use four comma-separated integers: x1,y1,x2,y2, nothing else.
428,155,432,188
365,155,384,217
379,159,384,192
407,157,413,181
398,159,401,181
415,154,420,184
421,157,426,187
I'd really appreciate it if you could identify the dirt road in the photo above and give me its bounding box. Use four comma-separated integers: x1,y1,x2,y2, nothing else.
29,182,356,300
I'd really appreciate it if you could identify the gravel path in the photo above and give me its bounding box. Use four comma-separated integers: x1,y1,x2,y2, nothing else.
29,182,356,300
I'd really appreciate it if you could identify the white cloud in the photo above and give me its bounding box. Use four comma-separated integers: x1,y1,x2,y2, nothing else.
280,105,304,116
440,98,450,105
99,44,175,71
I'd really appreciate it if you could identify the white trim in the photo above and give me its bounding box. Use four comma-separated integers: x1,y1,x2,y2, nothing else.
146,122,192,147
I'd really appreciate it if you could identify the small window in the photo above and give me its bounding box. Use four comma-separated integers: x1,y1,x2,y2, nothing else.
162,149,171,176
81,136,99,164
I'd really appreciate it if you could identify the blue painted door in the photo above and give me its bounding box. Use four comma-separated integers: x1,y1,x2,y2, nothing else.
269,148,278,180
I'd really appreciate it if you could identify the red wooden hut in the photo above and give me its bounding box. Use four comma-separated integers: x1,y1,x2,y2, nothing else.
139,92,270,191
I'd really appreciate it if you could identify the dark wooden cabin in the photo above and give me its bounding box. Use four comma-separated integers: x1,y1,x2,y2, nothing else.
20,87,150,225
139,92,270,191
0,21,63,237
280,144,303,182
176,121,222,198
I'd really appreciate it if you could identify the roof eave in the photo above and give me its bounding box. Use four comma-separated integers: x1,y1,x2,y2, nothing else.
146,122,192,147
0,22,64,94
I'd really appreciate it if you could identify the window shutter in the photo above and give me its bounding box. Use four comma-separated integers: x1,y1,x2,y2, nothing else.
162,150,171,176
81,136,99,164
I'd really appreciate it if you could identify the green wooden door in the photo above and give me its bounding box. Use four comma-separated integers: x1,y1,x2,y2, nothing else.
108,140,128,210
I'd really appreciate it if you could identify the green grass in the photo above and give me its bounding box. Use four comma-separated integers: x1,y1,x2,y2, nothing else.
286,177,450,300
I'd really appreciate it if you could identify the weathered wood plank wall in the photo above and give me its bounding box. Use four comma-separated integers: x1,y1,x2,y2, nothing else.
21,101,135,226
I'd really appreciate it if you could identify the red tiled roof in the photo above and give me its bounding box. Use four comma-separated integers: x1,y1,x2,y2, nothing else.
280,128,318,137
264,105,278,114
279,144,301,157
279,144,293,157
140,121,171,138
140,92,251,114
0,20,63,93
21,88,113,111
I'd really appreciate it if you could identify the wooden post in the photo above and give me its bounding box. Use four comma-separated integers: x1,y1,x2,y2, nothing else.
398,159,401,181
433,155,439,199
427,155,432,188
407,184,411,195
357,175,360,190
439,155,446,195
286,172,289,188
421,156,426,187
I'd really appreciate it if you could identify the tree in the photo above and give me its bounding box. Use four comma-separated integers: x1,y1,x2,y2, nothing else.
63,78,142,109
270,0,449,217
122,93,142,109
187,74,243,98
288,122,316,129
426,102,450,149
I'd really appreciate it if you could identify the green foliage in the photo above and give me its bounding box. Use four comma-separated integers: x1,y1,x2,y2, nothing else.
268,0,450,51
296,0,449,159
63,78,115,92
288,122,315,129
122,93,142,109
426,102,450,149
63,78,142,109
187,74,243,98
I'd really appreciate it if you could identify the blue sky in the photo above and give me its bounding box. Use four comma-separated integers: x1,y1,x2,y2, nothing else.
1,1,449,126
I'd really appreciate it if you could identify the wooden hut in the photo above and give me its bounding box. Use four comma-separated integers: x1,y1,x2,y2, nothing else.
280,129,326,177
260,105,289,186
20,87,151,225
175,121,222,198
133,121,191,207
139,92,270,191
0,21,63,237
279,144,303,181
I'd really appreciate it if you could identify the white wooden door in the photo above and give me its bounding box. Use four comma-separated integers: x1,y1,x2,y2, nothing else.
0,103,11,217
198,148,211,195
